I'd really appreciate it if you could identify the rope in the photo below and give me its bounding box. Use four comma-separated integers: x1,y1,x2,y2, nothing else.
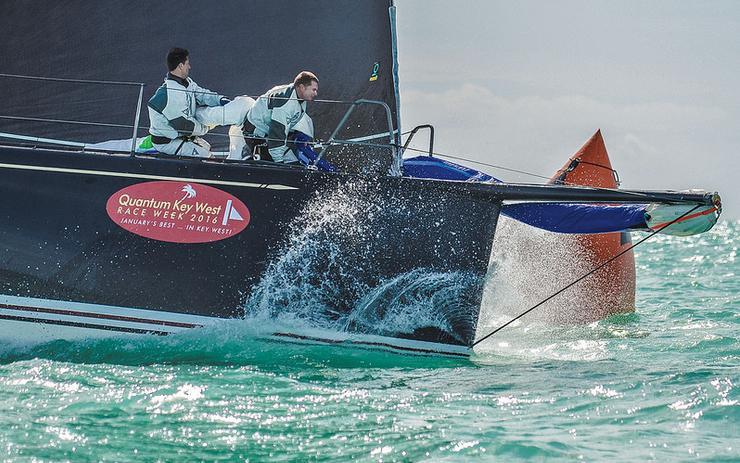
0,72,559,182
397,144,660,202
0,73,144,87
408,147,684,204
471,203,702,348
576,159,617,173
119,85,358,106
0,102,638,191
402,146,553,181
0,115,134,129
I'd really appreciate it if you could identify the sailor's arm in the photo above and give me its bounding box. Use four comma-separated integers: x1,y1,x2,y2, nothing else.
150,86,209,137
191,81,226,107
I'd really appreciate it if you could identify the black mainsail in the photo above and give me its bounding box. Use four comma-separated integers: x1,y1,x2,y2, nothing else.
1,1,401,166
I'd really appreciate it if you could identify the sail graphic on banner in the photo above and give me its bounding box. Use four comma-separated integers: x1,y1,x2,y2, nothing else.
222,200,244,226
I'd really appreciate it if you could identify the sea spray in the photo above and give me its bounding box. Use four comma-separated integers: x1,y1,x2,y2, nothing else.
243,179,483,343
244,180,376,328
480,216,595,325
347,268,479,344
474,216,626,358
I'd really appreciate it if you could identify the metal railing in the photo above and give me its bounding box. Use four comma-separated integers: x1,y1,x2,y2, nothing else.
401,124,435,158
316,99,399,175
0,73,146,156
0,74,403,173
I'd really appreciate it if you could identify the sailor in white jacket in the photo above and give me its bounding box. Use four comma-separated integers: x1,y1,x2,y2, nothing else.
148,48,250,157
237,71,319,163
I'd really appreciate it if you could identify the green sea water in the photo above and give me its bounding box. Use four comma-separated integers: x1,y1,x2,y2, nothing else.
0,220,737,462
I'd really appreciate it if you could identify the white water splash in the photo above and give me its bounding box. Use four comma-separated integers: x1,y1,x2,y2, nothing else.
475,217,617,360
245,182,372,328
347,269,478,344
480,216,596,326
244,180,479,342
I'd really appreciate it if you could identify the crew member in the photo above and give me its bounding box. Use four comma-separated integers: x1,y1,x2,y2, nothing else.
148,47,250,157
237,71,319,163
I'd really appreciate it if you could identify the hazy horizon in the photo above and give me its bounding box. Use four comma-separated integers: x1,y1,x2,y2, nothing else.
396,0,737,219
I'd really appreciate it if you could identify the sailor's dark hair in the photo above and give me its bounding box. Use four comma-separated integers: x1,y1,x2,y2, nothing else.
167,47,189,71
294,71,319,87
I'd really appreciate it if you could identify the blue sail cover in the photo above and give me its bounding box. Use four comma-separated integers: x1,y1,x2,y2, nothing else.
502,203,648,234
402,155,650,234
402,155,499,182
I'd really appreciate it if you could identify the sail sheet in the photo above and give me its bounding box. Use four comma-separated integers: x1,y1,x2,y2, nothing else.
0,0,400,169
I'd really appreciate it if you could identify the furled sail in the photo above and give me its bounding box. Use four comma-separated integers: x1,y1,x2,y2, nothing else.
500,201,719,236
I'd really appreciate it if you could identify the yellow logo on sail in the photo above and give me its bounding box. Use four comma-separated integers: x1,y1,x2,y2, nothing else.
369,62,379,82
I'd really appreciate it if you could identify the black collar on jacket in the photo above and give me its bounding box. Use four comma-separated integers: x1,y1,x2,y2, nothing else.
166,72,189,87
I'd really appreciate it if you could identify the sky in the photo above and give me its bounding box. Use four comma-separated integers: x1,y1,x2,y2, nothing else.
395,0,738,219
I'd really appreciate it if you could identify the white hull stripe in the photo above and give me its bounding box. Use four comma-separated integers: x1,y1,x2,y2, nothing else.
0,295,472,357
0,162,299,190
0,294,219,326
0,302,201,328
0,313,171,336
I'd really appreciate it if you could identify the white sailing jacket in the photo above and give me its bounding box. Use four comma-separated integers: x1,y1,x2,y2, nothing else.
147,74,224,141
246,84,306,162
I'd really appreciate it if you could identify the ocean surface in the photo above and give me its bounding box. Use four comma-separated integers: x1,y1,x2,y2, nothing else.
0,219,737,462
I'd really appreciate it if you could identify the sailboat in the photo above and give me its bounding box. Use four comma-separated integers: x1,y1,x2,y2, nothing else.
0,1,720,356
